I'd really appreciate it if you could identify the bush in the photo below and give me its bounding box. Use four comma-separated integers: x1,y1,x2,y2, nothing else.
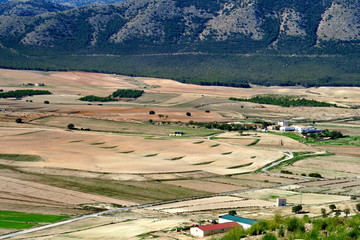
261,233,277,240
67,123,75,130
292,205,302,214
186,112,191,116
149,110,155,115
44,100,50,104
15,118,23,123
355,203,360,212
228,210,237,216
329,204,336,212
308,173,322,178
79,95,118,102
280,170,292,174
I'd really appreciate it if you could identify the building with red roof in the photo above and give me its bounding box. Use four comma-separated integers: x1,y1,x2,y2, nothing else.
190,222,240,237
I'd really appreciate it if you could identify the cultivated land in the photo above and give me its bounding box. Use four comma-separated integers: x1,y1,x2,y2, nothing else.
0,69,359,239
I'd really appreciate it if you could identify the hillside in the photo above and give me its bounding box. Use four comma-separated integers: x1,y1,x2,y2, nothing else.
0,0,358,86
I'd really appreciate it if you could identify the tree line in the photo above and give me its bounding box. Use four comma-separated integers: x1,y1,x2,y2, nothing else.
229,94,339,107
0,89,52,98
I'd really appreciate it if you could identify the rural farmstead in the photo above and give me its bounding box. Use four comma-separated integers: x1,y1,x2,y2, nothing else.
190,222,240,237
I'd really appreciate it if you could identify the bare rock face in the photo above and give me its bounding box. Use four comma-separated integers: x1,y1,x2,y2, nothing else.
200,1,264,41
317,1,360,41
109,0,179,43
279,8,306,37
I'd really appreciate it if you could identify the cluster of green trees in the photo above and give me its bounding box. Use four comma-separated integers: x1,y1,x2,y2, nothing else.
111,89,144,98
0,89,52,98
79,89,144,102
307,129,345,140
229,95,338,107
78,95,118,102
189,121,257,131
215,214,359,240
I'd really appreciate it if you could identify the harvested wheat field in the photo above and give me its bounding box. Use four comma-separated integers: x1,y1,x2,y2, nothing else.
149,196,274,213
0,128,282,175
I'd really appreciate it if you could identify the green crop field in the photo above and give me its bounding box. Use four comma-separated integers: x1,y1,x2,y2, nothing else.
0,154,42,162
0,210,68,229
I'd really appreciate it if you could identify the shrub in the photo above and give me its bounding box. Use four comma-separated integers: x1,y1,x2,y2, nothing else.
149,110,155,115
329,204,336,212
44,100,50,104
309,173,322,178
292,205,302,214
356,203,360,212
15,118,23,123
67,123,75,130
79,95,118,102
186,112,191,116
280,170,292,174
228,210,237,216
261,233,277,240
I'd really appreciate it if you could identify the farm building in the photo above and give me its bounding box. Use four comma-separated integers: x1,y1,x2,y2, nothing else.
280,126,295,131
190,222,240,237
169,131,184,136
278,121,289,127
219,215,258,229
276,198,287,207
293,125,322,133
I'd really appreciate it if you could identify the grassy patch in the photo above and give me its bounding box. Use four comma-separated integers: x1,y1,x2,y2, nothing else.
210,144,220,148
0,154,42,162
193,141,204,144
221,152,232,155
68,140,84,143
310,136,360,147
226,162,253,169
247,139,260,146
19,175,210,203
0,211,68,223
0,210,68,229
0,221,35,229
100,146,117,149
270,152,335,171
90,142,106,145
143,153,158,157
192,161,214,165
119,150,134,154
271,132,305,143
167,156,185,161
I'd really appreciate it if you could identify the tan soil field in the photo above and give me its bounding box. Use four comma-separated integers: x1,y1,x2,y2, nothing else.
149,196,274,213
164,180,247,193
0,128,282,175
233,188,350,205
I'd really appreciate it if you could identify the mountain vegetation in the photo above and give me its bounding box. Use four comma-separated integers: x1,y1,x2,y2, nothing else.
0,0,358,87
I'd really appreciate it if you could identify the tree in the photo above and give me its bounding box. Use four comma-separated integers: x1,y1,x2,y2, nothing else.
329,204,336,212
344,208,350,217
356,203,360,212
15,118,23,123
67,123,75,130
321,208,327,218
44,100,50,104
228,210,237,216
149,110,155,115
186,112,191,116
292,205,302,214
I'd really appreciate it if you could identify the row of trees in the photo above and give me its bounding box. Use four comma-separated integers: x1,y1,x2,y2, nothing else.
78,95,118,102
79,89,144,102
190,121,257,131
229,94,338,108
307,129,345,140
0,89,52,98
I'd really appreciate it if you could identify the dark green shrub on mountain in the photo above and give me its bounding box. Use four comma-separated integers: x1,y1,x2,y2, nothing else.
79,95,118,102
0,90,52,98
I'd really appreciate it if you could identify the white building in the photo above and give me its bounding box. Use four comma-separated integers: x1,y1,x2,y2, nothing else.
280,126,295,131
278,121,289,127
190,222,240,237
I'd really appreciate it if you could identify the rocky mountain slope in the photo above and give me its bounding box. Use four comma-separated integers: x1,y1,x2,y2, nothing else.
0,0,358,52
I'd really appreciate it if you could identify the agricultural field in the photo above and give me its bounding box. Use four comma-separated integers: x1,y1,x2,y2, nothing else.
0,68,359,239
